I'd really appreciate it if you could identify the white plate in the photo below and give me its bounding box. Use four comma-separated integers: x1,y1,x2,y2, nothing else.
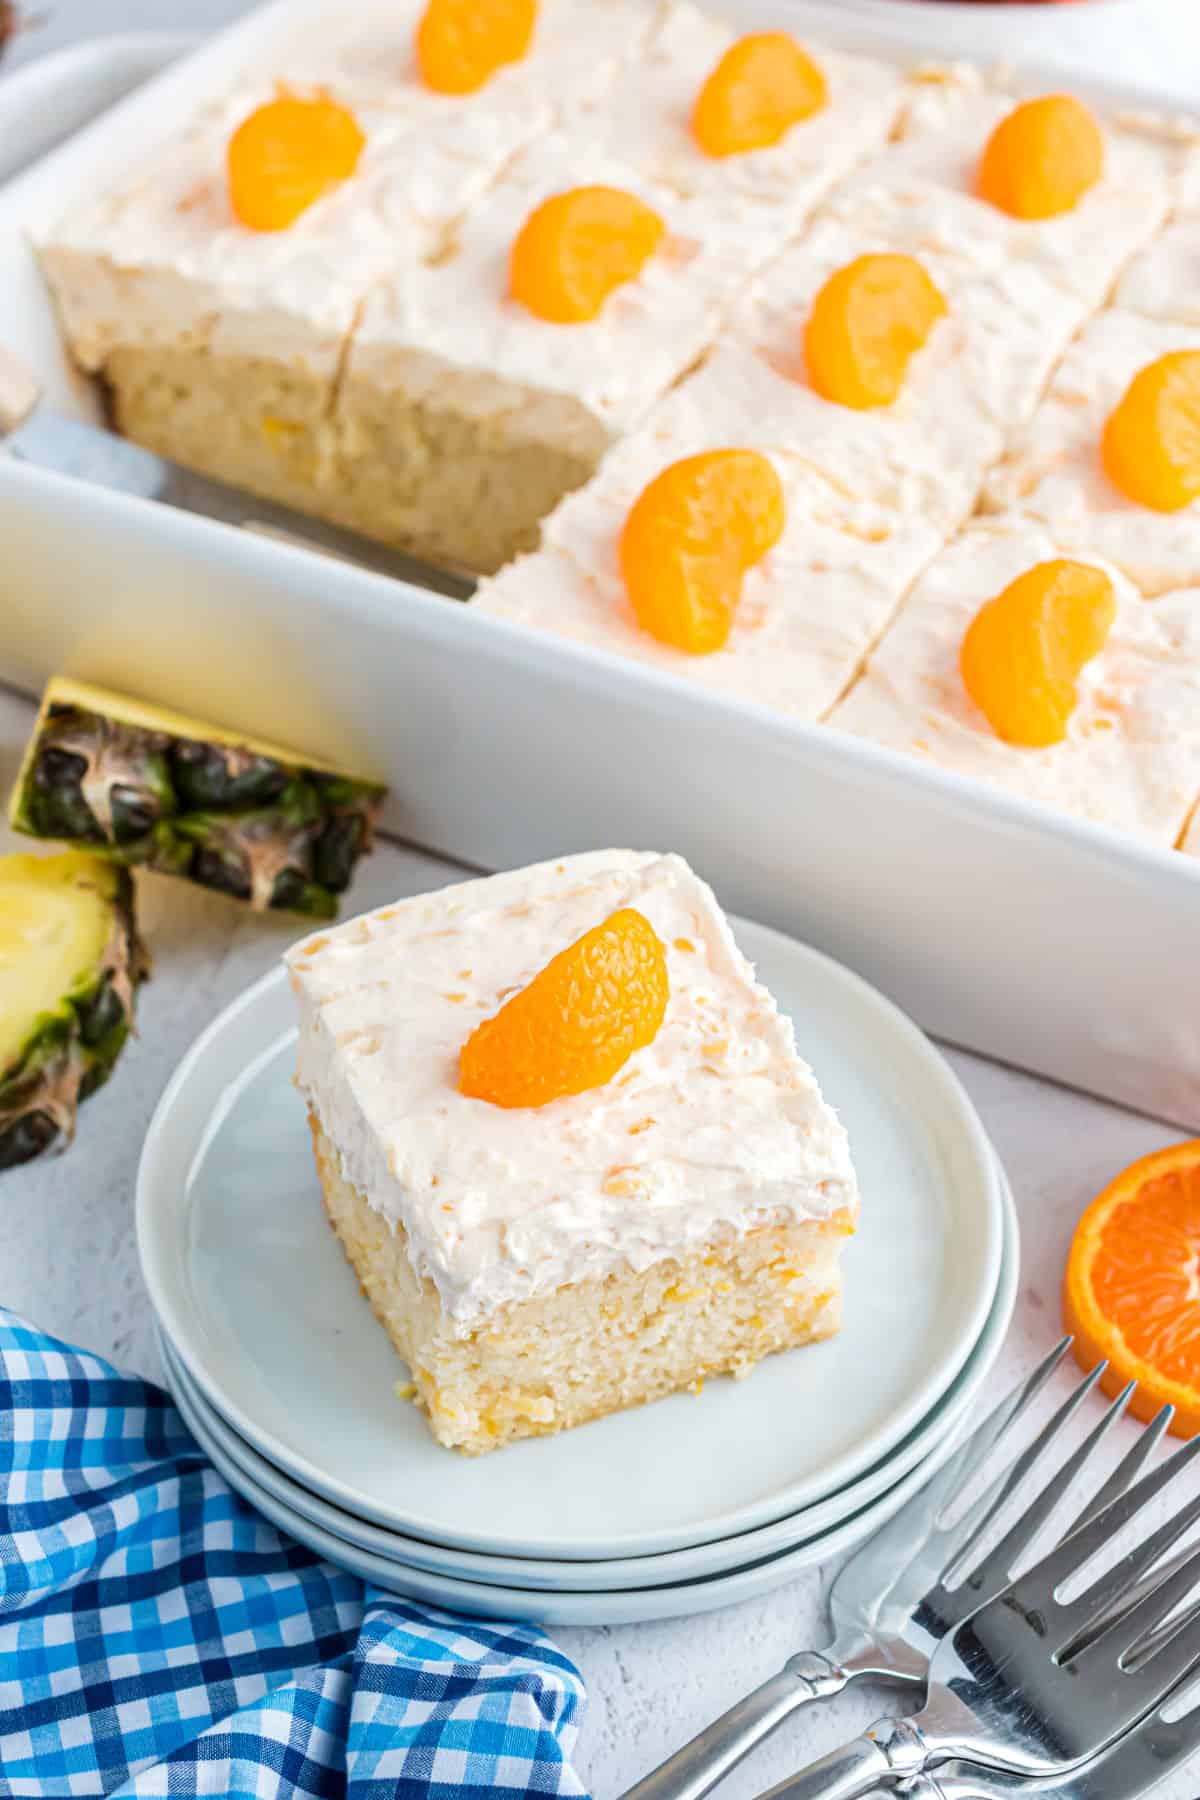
155,1164,1016,1591
164,1339,985,1628
138,915,1004,1559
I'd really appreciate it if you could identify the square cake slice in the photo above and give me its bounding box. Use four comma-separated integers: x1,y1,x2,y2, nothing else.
326,9,906,572
723,206,1082,531
829,517,1200,846
472,343,944,720
983,309,1200,597
286,851,859,1454
826,66,1181,308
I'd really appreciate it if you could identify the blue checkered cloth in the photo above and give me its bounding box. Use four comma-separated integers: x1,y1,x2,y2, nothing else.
0,1309,588,1799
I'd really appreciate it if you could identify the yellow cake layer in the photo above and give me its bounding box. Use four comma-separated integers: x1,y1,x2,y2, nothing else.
311,1114,850,1456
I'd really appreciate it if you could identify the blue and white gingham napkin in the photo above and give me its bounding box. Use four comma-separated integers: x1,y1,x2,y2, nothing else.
0,1308,588,1799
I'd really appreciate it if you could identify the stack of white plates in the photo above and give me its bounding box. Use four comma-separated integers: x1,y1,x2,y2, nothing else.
137,918,1017,1626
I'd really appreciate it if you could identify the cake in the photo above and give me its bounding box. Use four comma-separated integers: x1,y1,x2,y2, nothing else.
828,66,1182,307
829,517,1200,846
285,850,859,1454
33,0,662,524
983,309,1200,597
721,205,1083,530
472,341,945,718
326,11,905,571
471,190,1086,708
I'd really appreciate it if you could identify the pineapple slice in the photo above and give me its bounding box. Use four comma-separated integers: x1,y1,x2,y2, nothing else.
0,851,147,1170
10,678,386,919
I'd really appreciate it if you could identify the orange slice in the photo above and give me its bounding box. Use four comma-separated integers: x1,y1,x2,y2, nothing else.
692,33,827,158
804,253,946,410
1102,351,1200,514
227,94,365,232
459,907,669,1109
960,558,1116,748
416,0,536,95
978,94,1103,220
509,186,665,323
1064,1140,1200,1439
620,450,786,655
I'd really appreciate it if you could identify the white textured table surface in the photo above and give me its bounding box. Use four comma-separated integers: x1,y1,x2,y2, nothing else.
3,5,1200,1797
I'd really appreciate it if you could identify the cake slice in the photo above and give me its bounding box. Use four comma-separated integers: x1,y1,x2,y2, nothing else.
286,850,859,1454
327,11,905,571
826,66,1181,307
829,517,1200,846
983,309,1200,597
472,343,944,719
723,205,1084,532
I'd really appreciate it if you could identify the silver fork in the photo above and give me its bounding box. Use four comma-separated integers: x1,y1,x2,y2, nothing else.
623,1341,1165,1800
755,1431,1200,1800
915,1642,1200,1800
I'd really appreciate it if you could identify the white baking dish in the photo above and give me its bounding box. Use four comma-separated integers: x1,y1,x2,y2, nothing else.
2,5,1199,1129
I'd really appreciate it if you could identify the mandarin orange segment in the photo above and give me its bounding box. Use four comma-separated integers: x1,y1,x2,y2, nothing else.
227,94,365,232
458,908,669,1109
620,450,786,655
1101,351,1200,514
691,33,827,158
509,185,665,323
977,94,1103,220
960,559,1116,748
804,254,946,410
1064,1140,1200,1439
416,0,536,94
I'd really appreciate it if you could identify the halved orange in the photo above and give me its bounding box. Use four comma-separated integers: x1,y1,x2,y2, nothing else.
1064,1140,1200,1439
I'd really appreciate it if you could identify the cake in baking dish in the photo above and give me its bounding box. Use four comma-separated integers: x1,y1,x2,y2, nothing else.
285,850,859,1454
829,517,1200,847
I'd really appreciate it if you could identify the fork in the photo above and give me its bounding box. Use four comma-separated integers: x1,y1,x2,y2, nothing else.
914,1644,1200,1800
754,1430,1200,1800
623,1341,1165,1800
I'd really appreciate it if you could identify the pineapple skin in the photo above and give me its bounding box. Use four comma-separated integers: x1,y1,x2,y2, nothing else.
0,857,148,1171
11,681,387,919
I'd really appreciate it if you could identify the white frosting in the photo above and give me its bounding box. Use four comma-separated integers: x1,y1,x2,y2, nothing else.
568,4,904,222
273,0,657,117
473,342,943,719
826,67,1181,307
830,516,1200,846
286,850,859,1329
1117,215,1200,329
983,308,1200,597
36,0,662,373
725,204,1083,531
346,7,904,444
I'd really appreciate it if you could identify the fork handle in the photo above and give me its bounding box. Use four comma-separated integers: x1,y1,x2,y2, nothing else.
619,1652,849,1800
756,1718,929,1800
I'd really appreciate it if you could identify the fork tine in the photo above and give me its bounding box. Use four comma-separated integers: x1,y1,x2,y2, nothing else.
937,1358,1108,1590
931,1337,1074,1506
947,1375,1133,1597
1016,1433,1200,1625
1065,1403,1175,1536
1068,1538,1198,1664
1071,1539,1200,1674
834,1340,1073,1603
1103,1580,1200,1715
